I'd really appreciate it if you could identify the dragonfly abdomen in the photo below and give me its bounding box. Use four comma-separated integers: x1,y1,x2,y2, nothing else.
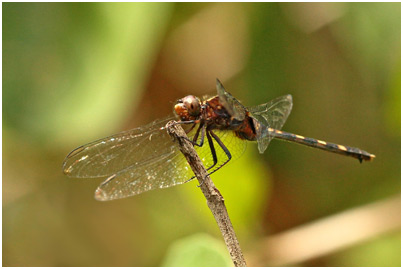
268,128,375,163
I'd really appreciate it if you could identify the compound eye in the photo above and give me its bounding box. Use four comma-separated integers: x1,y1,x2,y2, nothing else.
183,95,201,116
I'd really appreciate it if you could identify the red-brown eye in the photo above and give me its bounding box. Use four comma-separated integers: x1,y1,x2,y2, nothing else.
182,95,201,116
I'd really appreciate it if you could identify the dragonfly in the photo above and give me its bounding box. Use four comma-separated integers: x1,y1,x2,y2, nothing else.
63,79,375,201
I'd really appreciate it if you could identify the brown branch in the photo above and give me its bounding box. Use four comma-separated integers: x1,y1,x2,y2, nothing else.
166,120,247,267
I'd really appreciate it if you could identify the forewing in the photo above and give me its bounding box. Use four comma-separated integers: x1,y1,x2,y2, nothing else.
95,126,247,201
94,143,193,200
248,95,293,153
64,109,247,200
216,79,246,121
62,116,176,178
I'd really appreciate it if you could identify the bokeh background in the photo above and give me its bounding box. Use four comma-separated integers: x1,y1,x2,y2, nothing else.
3,2,401,266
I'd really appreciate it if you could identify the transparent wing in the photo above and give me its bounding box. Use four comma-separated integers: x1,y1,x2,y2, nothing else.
94,126,246,201
216,79,246,121
94,139,192,201
63,115,247,201
248,95,293,153
62,116,177,178
95,125,246,201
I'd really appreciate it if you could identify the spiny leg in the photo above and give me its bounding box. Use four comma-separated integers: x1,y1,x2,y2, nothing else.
188,130,232,185
205,131,218,171
194,130,220,187
208,130,232,172
166,120,198,129
166,120,199,143
171,120,206,147
185,123,196,134
191,122,206,147
184,129,218,184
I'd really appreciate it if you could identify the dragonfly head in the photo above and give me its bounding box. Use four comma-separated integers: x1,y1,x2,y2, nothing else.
174,95,202,121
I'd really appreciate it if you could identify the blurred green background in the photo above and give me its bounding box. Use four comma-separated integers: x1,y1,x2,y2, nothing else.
3,2,400,266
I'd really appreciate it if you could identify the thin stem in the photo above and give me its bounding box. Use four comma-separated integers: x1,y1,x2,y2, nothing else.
166,120,247,267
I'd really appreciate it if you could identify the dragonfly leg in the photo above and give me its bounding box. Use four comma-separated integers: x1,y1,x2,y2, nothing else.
184,129,219,185
209,130,232,170
169,120,206,147
192,123,206,147
181,122,206,147
197,174,210,188
185,123,196,134
196,131,219,187
205,131,218,170
166,120,198,128
192,130,233,186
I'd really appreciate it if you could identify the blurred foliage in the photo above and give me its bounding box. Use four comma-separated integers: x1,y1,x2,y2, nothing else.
161,233,233,266
328,231,401,267
3,2,173,146
3,2,400,266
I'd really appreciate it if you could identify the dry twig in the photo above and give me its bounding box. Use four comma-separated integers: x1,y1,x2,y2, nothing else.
246,195,401,266
166,120,246,267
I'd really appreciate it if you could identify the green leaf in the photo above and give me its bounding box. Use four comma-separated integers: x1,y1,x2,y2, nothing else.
161,233,233,267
